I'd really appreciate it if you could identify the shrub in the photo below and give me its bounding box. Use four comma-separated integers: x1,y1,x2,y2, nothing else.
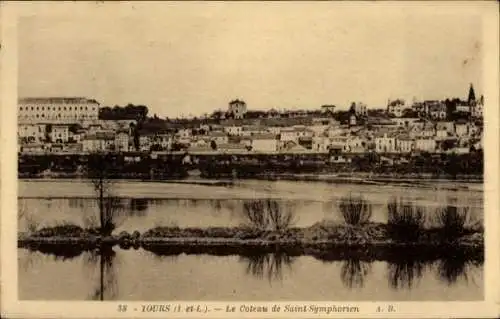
338,194,373,225
387,198,426,242
34,224,84,237
433,206,471,241
242,199,296,232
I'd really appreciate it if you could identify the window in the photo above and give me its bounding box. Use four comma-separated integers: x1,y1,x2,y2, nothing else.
42,114,45,117
42,107,44,111
36,114,39,118
36,107,39,111
69,107,72,111
20,107,23,111
31,107,34,111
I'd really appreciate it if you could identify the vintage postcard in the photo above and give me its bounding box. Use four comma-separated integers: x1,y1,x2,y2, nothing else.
1,1,499,318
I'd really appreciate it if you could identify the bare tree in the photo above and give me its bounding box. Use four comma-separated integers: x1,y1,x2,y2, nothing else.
87,151,123,236
242,199,297,232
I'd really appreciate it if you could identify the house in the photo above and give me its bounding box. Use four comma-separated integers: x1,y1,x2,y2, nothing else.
69,129,86,143
320,105,336,114
279,140,309,153
312,136,333,152
428,102,447,120
280,126,314,142
349,114,357,126
155,133,172,150
409,120,426,131
473,136,483,150
325,125,345,138
455,120,469,137
392,117,420,129
467,122,480,137
345,136,366,153
266,126,282,135
224,125,243,136
375,133,397,153
414,137,436,152
251,133,279,153
50,124,70,143
20,143,45,154
435,128,451,140
419,122,436,138
396,134,414,153
208,131,229,145
387,99,405,117
411,101,428,116
471,96,484,118
115,131,130,152
176,128,192,140
351,102,367,117
139,134,154,152
308,123,329,137
18,124,46,143
228,99,247,119
436,121,455,134
87,124,104,134
83,132,115,152
241,125,268,137
328,135,349,152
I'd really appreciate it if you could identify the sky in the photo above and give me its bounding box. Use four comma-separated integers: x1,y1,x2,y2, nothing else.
18,2,485,118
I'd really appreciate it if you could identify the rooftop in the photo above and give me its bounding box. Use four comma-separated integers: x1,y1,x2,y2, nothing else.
252,133,278,140
19,97,100,105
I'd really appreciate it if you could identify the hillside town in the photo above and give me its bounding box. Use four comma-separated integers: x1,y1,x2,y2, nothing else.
17,84,484,161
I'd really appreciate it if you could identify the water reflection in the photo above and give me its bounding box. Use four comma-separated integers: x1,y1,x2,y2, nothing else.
340,259,372,289
387,259,426,290
239,251,296,283
129,198,149,215
434,257,482,286
18,245,483,301
83,246,119,301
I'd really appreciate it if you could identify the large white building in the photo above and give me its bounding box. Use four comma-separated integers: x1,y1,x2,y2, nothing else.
18,97,100,123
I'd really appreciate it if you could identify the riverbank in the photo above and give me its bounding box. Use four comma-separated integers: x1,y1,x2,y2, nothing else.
18,172,483,186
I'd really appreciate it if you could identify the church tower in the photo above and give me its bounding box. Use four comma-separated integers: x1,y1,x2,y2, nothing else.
468,83,476,104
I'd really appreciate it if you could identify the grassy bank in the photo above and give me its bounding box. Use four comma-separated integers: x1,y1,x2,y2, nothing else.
18,221,483,249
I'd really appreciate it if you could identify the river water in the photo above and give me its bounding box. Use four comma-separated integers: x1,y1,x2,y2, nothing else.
18,179,484,301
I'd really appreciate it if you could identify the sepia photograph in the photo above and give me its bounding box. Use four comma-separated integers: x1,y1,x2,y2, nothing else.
1,1,499,318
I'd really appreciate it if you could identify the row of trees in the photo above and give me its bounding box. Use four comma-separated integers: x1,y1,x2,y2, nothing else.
99,104,148,121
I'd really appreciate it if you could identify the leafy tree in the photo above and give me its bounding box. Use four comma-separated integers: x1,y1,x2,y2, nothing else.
210,140,217,150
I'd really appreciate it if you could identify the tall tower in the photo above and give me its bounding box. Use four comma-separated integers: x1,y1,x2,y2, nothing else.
468,83,476,104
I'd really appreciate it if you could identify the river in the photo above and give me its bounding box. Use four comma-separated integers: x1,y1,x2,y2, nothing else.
18,179,484,301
